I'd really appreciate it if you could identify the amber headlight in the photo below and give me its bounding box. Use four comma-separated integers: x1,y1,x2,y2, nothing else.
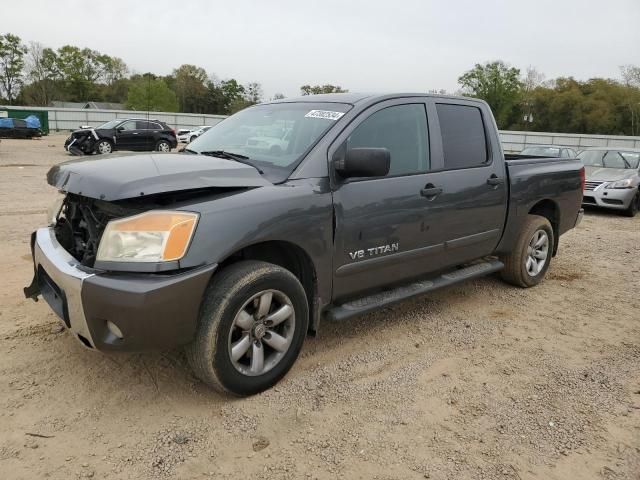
96,211,199,263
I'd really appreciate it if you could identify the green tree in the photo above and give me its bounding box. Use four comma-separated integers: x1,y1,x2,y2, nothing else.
0,33,27,104
173,64,208,112
245,82,263,104
458,61,522,128
126,75,178,112
300,84,348,95
23,42,59,105
55,45,104,101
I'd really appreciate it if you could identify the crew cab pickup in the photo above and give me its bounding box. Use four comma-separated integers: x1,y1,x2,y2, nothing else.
25,93,585,395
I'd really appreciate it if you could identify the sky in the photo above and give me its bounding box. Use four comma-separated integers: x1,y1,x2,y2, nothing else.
2,0,639,99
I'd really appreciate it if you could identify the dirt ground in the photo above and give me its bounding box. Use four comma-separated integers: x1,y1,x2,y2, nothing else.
0,134,638,480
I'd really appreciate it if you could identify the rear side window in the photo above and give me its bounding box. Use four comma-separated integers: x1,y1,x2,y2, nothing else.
436,104,488,169
347,104,429,176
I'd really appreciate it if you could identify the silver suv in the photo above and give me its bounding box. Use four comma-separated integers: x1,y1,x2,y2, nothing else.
579,148,640,217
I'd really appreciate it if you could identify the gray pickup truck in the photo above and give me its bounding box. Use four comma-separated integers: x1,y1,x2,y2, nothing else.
25,93,584,395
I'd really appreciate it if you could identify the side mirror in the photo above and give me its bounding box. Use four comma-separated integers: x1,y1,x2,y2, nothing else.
116,126,124,132
334,147,390,178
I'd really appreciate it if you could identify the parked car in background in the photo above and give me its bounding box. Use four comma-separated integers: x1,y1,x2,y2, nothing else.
521,145,577,158
64,118,177,155
0,116,43,139
177,126,210,143
579,147,640,216
245,128,293,155
26,93,584,396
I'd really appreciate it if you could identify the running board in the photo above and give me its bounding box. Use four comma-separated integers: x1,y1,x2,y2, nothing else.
326,258,504,322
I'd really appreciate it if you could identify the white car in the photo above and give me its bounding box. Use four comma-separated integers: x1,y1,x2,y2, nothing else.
178,126,211,143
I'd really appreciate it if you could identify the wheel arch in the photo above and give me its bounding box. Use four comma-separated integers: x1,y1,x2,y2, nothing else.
528,199,560,255
217,240,319,334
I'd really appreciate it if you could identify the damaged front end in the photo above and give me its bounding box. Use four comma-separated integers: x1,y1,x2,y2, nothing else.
64,129,100,156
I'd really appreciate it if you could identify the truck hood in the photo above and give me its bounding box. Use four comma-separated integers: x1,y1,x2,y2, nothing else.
47,153,271,201
584,166,638,182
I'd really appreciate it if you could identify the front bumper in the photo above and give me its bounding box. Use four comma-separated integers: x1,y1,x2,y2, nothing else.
582,185,637,210
25,228,216,351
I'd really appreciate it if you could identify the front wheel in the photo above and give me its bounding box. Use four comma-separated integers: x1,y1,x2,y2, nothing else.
500,215,554,288
156,140,171,152
623,192,639,217
186,260,309,396
95,139,113,154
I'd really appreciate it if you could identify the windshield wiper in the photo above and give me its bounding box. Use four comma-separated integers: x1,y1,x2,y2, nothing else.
199,150,264,174
182,148,198,154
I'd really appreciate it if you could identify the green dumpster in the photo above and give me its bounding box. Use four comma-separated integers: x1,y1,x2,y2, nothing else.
0,109,49,135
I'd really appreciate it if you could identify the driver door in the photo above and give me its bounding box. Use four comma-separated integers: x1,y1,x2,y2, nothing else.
115,120,145,150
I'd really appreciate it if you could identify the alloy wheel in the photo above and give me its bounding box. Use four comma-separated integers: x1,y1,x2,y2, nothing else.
227,289,295,377
525,229,549,276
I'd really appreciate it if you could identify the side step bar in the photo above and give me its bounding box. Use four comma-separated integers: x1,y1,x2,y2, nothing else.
325,258,504,322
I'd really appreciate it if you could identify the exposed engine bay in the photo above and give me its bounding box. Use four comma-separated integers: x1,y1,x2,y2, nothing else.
53,194,138,267
65,129,101,156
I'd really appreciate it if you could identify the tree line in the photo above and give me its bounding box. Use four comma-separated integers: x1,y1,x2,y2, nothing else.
458,61,640,136
1,33,639,135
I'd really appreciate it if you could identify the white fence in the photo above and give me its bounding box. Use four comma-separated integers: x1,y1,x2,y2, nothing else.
1,105,227,132
499,130,640,153
3,105,640,151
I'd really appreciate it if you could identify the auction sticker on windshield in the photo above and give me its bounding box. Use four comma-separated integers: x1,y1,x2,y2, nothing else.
304,110,345,121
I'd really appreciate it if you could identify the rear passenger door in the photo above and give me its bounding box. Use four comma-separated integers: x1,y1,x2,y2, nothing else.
424,100,508,266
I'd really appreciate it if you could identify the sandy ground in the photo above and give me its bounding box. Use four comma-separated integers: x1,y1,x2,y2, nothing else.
0,134,638,480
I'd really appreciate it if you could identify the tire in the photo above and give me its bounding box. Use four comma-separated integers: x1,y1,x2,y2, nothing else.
156,140,171,152
189,135,197,143
500,214,554,288
95,139,113,154
623,192,639,217
186,260,309,396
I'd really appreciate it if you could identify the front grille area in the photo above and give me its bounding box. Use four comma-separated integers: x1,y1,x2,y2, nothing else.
53,194,136,267
584,181,604,191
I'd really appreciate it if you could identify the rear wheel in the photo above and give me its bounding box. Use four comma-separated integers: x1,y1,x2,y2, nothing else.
500,215,554,288
186,260,308,396
95,139,113,154
623,192,639,217
156,140,171,152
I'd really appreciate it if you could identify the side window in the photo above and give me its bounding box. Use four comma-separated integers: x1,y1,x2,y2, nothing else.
436,103,488,169
149,122,162,130
347,104,429,176
560,149,569,158
136,121,152,129
119,121,136,131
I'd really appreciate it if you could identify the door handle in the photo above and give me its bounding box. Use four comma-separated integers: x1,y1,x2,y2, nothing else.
486,175,504,186
420,184,443,198
132,132,139,135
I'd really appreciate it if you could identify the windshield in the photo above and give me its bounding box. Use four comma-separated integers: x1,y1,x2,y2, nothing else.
96,119,123,129
187,102,352,181
521,146,560,157
578,150,640,169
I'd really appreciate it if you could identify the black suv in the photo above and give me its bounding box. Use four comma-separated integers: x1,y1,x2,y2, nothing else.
64,118,178,155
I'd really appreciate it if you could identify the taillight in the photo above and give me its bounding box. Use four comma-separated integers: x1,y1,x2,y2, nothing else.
170,128,176,137
579,166,585,191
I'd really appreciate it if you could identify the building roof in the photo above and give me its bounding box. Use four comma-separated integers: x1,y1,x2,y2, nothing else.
84,102,125,110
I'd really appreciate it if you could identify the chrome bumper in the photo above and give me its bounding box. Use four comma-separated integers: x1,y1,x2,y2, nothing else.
32,227,97,348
